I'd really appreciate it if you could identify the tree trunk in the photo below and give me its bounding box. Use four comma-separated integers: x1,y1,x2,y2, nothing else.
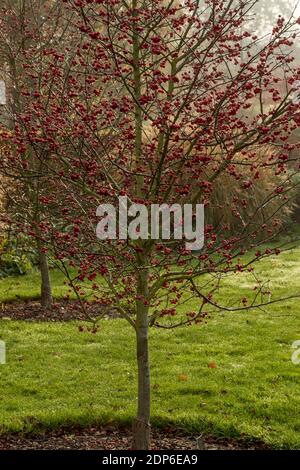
132,261,151,450
38,244,53,309
132,324,151,449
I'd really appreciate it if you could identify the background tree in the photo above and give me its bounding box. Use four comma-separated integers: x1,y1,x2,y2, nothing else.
0,0,77,307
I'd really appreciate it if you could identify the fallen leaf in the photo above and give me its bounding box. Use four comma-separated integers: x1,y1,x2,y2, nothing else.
208,362,217,369
177,374,188,381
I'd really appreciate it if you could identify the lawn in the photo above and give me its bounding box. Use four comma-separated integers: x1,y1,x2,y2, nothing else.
0,269,74,303
0,246,300,448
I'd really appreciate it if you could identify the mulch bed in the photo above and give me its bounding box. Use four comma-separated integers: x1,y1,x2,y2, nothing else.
0,300,119,322
0,426,269,450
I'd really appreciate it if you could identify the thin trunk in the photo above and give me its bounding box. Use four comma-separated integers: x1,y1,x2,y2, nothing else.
132,0,150,449
37,241,53,309
133,323,151,449
132,262,151,450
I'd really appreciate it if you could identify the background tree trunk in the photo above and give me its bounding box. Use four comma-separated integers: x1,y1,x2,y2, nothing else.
37,241,53,309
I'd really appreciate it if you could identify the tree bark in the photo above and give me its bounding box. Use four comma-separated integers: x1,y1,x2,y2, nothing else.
38,243,53,309
132,324,151,450
132,262,151,450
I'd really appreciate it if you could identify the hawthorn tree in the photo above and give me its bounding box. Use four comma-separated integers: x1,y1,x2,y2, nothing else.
2,0,300,449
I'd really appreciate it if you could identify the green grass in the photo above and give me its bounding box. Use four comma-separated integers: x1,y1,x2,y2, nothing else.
0,247,300,448
0,269,73,303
